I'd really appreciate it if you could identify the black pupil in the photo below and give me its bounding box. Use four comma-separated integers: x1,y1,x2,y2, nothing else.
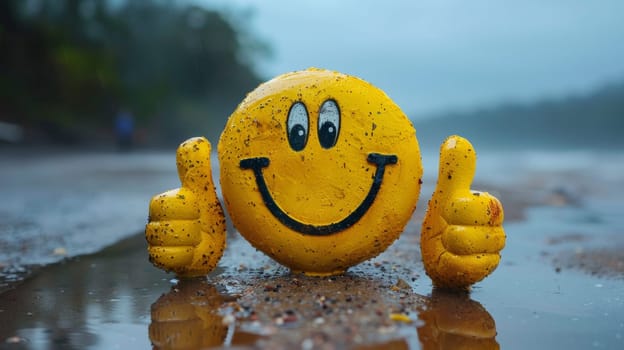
319,122,337,149
289,124,306,151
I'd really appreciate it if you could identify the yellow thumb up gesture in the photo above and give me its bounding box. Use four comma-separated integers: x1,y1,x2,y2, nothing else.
146,137,226,277
421,136,506,289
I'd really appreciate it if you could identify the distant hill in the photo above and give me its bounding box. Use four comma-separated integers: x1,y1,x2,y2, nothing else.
412,81,624,150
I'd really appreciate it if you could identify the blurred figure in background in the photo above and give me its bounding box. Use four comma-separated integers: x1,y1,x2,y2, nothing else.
115,108,134,151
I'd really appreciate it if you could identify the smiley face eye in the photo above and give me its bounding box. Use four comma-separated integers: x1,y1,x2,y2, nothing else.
287,102,309,151
318,99,340,149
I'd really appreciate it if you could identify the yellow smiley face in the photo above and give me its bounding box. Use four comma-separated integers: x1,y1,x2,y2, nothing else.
218,68,423,276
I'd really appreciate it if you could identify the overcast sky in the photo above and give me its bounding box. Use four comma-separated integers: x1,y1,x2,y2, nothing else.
199,0,624,118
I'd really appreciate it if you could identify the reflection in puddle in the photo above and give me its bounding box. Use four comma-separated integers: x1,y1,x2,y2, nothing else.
149,279,227,349
147,276,499,349
149,278,261,349
417,290,499,350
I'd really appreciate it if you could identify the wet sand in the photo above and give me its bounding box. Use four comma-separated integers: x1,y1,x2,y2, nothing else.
1,149,624,349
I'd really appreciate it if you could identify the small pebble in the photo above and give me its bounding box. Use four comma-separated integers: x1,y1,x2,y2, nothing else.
301,338,314,350
389,313,412,323
222,314,235,325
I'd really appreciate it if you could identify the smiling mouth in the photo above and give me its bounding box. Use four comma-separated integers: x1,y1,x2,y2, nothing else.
239,153,398,236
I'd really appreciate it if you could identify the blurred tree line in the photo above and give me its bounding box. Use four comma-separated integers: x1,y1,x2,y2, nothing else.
0,0,268,146
413,80,624,150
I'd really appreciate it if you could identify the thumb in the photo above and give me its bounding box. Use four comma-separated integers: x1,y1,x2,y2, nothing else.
176,137,215,193
432,135,476,202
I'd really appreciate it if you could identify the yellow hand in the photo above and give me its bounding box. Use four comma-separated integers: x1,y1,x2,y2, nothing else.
421,135,506,289
146,137,226,277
